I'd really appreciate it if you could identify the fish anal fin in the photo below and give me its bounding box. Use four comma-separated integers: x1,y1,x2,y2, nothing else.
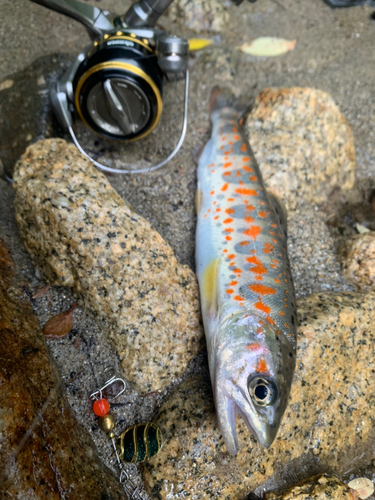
201,257,220,318
267,191,288,235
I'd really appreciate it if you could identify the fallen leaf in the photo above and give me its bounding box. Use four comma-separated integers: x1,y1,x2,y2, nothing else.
43,303,78,338
356,223,370,234
348,478,374,500
188,38,213,51
239,37,296,57
33,282,51,299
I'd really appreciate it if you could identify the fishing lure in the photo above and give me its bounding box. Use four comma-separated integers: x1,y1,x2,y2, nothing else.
90,374,163,489
195,87,297,455
116,422,163,463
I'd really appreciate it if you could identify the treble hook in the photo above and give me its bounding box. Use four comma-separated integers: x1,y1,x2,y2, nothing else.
90,375,127,401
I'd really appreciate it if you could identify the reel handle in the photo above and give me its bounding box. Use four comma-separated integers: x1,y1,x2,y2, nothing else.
30,0,115,37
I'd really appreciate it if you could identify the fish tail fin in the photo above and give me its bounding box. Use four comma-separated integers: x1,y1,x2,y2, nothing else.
209,86,252,122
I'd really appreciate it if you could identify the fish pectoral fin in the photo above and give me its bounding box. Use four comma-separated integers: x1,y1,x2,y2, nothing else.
267,191,288,235
192,143,205,165
195,184,203,214
201,257,220,318
215,388,238,455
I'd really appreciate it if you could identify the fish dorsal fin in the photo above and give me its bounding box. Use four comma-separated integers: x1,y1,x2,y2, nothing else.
267,191,288,235
201,257,220,318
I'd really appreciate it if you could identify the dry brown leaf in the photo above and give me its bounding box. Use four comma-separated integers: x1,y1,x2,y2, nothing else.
43,303,77,338
33,282,51,299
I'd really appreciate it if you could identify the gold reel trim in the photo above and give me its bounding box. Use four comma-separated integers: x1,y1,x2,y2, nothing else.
75,61,163,142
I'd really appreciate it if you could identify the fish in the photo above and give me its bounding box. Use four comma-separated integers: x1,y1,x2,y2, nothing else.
195,87,297,455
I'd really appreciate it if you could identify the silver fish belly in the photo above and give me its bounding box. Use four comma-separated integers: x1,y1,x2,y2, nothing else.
195,88,297,455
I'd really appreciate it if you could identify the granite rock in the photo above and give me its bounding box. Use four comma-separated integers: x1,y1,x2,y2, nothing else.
143,292,375,499
264,474,357,500
246,88,356,210
13,139,204,393
0,238,127,500
339,232,375,291
167,0,229,32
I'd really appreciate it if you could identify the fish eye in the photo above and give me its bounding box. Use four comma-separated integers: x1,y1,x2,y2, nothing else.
248,376,277,407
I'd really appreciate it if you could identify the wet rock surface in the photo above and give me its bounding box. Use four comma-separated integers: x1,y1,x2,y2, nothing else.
13,139,204,393
0,54,70,176
339,232,375,290
0,239,127,500
264,474,357,500
247,88,356,211
143,292,375,499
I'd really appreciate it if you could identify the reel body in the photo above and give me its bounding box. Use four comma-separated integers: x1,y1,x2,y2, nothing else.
73,31,164,141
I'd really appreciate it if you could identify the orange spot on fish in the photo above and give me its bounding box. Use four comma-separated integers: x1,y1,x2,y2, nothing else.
243,166,254,172
243,226,261,240
235,171,241,177
229,280,238,286
233,127,238,133
269,231,275,235
224,218,233,224
250,176,258,182
227,198,235,202
274,278,281,283
285,322,290,329
259,211,267,218
226,289,234,294
223,249,228,253
235,188,258,196
266,317,275,326
233,269,242,274
233,135,240,140
246,342,262,351
271,223,277,228
225,208,235,214
234,295,244,302
220,145,224,150
256,358,269,373
246,205,255,211
216,208,221,212
272,259,279,264
244,216,254,223
242,157,250,162
255,276,263,281
270,264,277,269
223,162,232,168
223,151,230,155
280,311,285,316
229,262,235,266
210,190,215,195
214,216,219,220
225,228,234,233
225,236,232,241
240,143,247,152
223,172,231,176
272,239,277,243
263,243,274,254
255,301,271,315
228,254,235,259
284,279,288,283
221,183,229,192
221,136,226,141
246,256,267,274
248,284,277,295
260,201,265,206
240,241,250,246
228,141,233,145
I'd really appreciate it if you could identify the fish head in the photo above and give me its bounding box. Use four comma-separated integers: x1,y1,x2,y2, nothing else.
213,312,296,455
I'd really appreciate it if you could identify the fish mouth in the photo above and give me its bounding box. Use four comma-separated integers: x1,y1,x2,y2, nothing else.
215,379,279,454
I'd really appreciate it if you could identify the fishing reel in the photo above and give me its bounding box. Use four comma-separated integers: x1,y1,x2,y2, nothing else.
30,0,253,173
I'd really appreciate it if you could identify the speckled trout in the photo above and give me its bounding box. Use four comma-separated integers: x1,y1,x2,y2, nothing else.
195,88,297,455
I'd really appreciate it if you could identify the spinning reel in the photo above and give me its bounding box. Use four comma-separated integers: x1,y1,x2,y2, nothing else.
31,0,252,173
